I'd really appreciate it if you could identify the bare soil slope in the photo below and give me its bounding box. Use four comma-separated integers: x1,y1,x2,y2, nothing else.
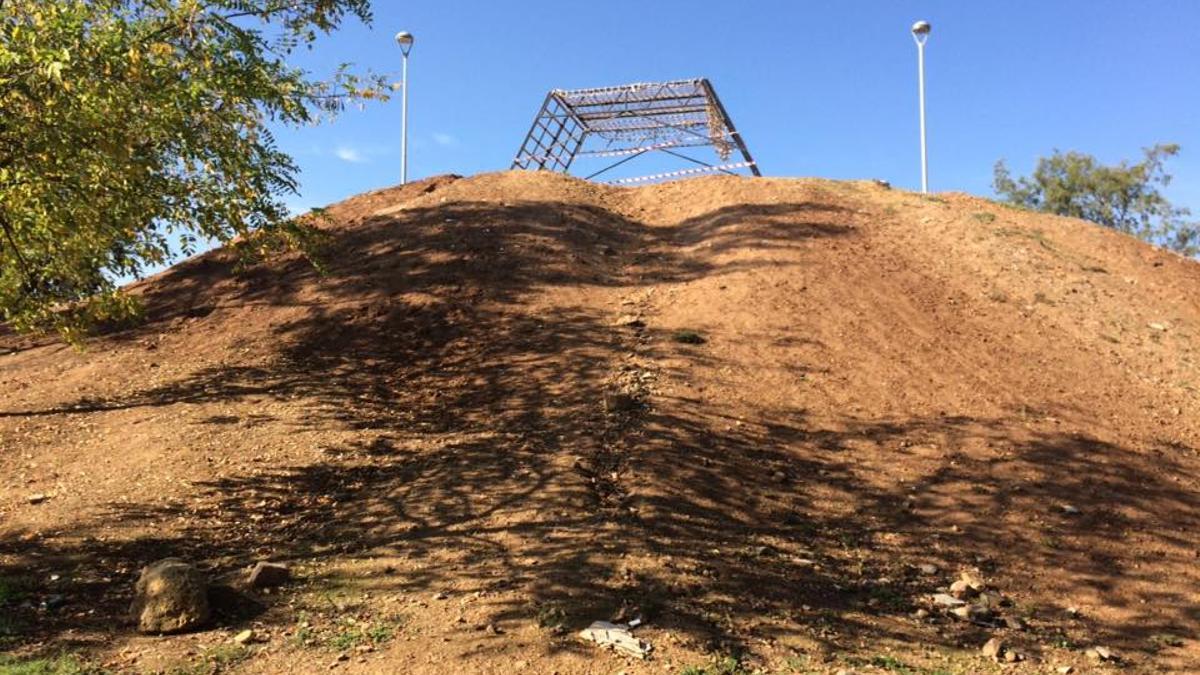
2,171,1199,674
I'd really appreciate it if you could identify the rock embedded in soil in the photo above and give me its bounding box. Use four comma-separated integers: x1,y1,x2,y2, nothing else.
129,558,210,634
603,391,640,413
1003,615,1027,630
981,637,1005,659
949,579,978,599
958,569,986,592
950,604,992,623
246,561,290,588
931,593,965,607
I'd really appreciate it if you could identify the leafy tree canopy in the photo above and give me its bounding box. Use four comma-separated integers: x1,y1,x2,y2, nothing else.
994,144,1199,257
0,0,385,341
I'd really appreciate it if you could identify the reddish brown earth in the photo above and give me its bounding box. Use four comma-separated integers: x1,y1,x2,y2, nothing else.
1,171,1199,674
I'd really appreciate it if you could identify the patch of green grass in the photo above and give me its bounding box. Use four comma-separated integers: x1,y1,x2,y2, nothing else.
993,226,1057,252
868,586,909,612
0,655,102,675
870,655,918,673
326,617,403,651
921,195,948,205
672,329,707,345
0,615,25,644
680,654,749,675
1149,633,1186,649
327,626,366,651
841,653,960,675
782,654,817,673
0,577,31,605
535,604,567,631
971,211,997,224
165,644,250,675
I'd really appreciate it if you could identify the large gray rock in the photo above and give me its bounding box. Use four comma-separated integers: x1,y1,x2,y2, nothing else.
129,558,210,634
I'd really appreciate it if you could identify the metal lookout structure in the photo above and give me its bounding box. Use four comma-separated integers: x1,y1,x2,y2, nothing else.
511,78,761,185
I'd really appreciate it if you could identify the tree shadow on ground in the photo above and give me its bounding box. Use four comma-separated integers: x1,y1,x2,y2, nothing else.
2,190,1198,668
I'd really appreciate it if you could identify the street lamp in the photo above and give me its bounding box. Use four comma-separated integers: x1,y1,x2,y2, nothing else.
911,20,931,194
395,31,415,185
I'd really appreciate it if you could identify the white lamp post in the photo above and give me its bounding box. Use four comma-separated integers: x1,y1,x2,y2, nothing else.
911,20,931,194
395,31,415,185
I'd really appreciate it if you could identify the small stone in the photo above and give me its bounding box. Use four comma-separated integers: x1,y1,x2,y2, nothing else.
771,470,787,483
917,563,939,575
1003,616,1027,631
485,623,501,635
1087,646,1117,662
1066,606,1081,618
247,561,291,589
912,608,930,619
959,570,986,592
981,637,1005,659
951,604,991,623
1004,650,1022,663
433,591,449,600
1149,322,1169,332
1057,667,1074,674
931,593,965,607
976,591,1001,609
27,493,48,505
949,579,979,599
603,391,640,413
1060,504,1081,515
233,629,255,644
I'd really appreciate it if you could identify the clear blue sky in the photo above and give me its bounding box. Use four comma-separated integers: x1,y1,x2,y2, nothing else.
274,0,1200,213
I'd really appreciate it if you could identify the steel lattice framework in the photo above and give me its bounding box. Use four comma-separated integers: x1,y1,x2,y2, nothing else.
511,78,761,184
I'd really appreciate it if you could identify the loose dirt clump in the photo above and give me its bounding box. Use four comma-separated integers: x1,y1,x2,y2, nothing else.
1,170,1199,673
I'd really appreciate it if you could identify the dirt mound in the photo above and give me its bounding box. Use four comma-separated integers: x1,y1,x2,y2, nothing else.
2,171,1199,673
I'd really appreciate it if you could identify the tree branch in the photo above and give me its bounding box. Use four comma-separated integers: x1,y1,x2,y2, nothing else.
0,213,32,281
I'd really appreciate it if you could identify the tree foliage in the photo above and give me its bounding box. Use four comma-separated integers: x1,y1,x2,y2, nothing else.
0,0,385,340
993,144,1199,257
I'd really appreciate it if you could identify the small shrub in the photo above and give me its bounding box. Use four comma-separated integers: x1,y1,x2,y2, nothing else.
672,329,706,345
972,211,997,224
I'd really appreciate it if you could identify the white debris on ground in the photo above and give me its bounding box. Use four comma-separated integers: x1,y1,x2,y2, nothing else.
578,620,652,659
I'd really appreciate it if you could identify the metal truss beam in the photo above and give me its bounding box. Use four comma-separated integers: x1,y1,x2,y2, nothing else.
512,78,761,185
